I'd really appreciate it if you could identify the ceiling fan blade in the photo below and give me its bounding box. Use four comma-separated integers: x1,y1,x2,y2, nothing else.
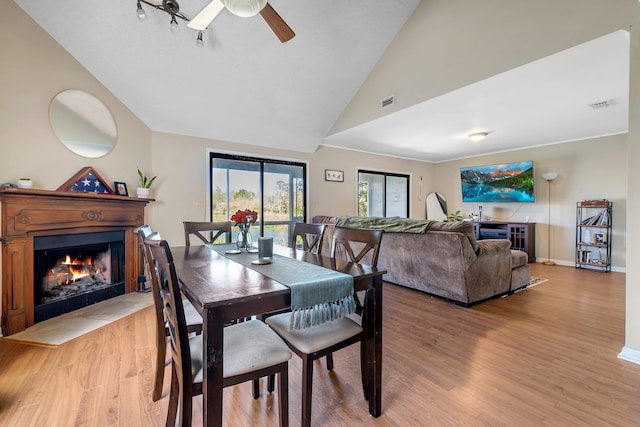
188,0,225,31
259,3,295,43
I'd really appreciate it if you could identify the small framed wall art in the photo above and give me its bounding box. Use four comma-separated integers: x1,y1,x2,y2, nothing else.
114,181,128,196
325,169,344,182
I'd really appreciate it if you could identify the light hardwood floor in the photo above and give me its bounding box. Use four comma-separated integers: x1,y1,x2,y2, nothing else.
0,263,638,426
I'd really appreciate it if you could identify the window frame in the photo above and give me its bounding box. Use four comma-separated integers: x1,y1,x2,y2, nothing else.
357,169,410,218
208,151,308,242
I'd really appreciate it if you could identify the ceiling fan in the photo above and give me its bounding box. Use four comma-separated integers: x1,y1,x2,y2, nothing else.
188,0,295,43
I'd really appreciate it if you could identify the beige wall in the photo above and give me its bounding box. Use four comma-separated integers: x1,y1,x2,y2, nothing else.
331,0,638,134
430,135,628,269
622,12,640,359
0,3,151,190
150,133,433,244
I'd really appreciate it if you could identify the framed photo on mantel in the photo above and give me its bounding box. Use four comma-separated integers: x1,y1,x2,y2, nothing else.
114,181,128,196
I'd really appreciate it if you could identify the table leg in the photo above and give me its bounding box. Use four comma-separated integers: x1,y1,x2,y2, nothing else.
369,275,383,417
203,309,224,427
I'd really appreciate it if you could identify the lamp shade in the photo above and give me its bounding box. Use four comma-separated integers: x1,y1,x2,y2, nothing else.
223,0,267,17
542,172,558,181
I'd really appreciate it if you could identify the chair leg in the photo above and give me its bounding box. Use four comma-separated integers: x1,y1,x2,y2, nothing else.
267,374,275,393
153,330,168,401
252,379,260,399
277,363,289,427
301,356,314,427
360,335,368,401
326,352,334,371
165,364,179,427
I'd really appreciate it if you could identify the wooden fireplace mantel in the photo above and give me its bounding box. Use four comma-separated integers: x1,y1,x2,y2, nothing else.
0,188,152,335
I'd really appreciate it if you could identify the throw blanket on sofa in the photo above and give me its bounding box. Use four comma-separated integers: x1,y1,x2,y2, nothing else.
336,216,435,234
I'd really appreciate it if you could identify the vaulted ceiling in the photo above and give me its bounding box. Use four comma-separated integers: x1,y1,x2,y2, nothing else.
14,0,633,162
15,0,420,153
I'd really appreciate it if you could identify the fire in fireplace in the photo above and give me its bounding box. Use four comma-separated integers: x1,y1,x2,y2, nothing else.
33,231,126,323
42,250,113,303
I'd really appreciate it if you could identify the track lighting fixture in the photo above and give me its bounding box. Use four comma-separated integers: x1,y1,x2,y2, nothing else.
196,31,204,47
135,0,204,46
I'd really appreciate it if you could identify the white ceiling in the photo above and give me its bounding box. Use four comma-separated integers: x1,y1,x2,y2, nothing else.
14,0,420,153
14,1,630,163
323,29,630,162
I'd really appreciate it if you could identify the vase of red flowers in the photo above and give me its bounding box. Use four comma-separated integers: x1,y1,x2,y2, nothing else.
231,209,258,252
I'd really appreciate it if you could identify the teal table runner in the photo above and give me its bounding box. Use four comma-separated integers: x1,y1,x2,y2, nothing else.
210,244,355,329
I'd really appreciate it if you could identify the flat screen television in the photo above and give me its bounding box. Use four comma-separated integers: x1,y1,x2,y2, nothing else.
460,161,534,203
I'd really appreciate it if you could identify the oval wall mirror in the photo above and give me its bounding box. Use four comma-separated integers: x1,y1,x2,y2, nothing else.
49,89,117,158
426,192,448,221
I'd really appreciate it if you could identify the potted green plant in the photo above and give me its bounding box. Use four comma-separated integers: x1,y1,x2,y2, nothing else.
136,167,157,198
447,210,463,222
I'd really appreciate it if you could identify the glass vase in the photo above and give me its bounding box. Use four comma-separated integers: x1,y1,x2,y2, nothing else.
236,225,253,252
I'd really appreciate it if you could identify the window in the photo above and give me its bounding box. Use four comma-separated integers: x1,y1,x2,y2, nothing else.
358,170,409,218
210,153,306,247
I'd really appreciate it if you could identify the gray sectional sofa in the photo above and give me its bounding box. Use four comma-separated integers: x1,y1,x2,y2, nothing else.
312,215,530,306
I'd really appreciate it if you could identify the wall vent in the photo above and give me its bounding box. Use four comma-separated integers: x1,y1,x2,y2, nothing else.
589,99,616,109
381,95,395,109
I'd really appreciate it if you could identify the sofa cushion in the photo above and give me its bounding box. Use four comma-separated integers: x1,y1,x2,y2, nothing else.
429,220,479,253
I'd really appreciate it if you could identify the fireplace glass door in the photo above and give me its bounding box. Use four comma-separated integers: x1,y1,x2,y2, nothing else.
33,231,126,322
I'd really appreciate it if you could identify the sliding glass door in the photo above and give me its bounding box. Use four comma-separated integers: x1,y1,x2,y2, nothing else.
358,170,409,218
210,153,306,246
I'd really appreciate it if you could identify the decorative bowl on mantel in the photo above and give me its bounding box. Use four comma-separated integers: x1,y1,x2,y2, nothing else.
17,179,33,189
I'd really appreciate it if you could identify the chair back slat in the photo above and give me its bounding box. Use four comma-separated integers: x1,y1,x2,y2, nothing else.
330,226,383,268
144,238,195,425
136,227,165,333
291,222,326,254
184,221,232,246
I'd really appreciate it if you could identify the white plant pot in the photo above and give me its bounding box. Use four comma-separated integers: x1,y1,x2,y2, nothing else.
17,179,33,189
136,187,150,198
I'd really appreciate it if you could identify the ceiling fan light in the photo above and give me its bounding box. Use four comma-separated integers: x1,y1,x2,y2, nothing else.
136,1,146,20
468,132,488,142
196,31,204,47
170,16,179,32
223,0,268,17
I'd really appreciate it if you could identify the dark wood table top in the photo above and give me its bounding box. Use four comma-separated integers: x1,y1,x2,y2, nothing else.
172,244,386,314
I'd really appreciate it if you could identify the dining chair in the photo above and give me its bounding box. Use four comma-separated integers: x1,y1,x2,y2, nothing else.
144,238,292,427
290,222,326,254
183,221,232,246
266,226,383,427
136,226,203,402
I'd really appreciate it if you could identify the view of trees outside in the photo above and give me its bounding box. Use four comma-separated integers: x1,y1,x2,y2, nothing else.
358,171,409,218
211,163,305,247
358,182,368,216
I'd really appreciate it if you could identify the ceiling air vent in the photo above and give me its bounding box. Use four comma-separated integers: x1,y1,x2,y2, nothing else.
589,99,616,109
381,95,395,109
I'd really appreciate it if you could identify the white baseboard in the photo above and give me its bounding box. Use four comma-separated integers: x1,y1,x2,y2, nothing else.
618,346,640,365
536,260,626,273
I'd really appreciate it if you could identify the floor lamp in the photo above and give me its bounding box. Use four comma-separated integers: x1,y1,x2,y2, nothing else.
542,172,558,265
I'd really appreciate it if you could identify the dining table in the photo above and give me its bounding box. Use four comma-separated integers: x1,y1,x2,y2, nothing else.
171,243,386,427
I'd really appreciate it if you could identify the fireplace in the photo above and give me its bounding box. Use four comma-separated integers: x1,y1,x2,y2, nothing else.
1,188,151,335
33,231,126,323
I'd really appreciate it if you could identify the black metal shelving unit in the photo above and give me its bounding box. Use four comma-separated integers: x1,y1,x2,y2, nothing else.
576,200,612,272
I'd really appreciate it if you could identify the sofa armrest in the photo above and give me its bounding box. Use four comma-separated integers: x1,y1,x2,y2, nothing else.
463,239,513,302
476,239,512,256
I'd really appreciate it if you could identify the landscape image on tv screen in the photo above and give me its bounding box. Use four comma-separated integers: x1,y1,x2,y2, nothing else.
460,161,534,203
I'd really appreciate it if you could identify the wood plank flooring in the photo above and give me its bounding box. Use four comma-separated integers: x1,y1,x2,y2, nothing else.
0,264,638,426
